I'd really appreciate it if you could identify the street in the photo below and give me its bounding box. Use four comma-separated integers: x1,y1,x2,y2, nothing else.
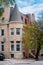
0,59,43,65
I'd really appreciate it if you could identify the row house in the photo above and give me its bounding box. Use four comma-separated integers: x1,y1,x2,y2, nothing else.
0,4,23,59
0,3,35,59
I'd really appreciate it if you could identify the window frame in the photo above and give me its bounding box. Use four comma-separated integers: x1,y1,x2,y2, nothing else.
11,54,14,58
10,41,14,52
1,29,4,36
10,28,14,35
16,41,20,51
16,28,20,35
1,41,4,51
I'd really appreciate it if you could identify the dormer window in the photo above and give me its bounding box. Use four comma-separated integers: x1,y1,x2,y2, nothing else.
2,17,5,22
2,17,4,20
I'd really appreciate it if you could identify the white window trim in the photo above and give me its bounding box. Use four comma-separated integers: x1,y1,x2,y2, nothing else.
16,42,20,52
16,28,21,35
0,29,5,36
10,42,14,52
1,29,4,36
10,28,14,35
1,42,5,52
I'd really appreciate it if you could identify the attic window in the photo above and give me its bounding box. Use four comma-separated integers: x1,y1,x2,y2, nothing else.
2,17,5,22
2,17,4,20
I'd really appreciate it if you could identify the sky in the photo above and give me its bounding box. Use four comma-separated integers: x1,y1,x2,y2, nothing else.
15,0,43,20
0,0,43,20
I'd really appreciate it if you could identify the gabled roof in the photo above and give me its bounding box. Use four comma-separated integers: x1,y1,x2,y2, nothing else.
9,4,22,22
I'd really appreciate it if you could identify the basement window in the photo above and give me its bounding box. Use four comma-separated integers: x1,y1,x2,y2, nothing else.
11,54,14,58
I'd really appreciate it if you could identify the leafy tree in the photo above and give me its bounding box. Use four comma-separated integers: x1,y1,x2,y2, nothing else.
0,0,8,6
37,11,43,49
34,12,43,60
0,0,9,17
0,8,4,17
22,22,39,58
0,0,15,17
22,20,43,59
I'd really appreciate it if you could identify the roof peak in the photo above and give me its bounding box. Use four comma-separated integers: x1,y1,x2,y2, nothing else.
9,3,22,21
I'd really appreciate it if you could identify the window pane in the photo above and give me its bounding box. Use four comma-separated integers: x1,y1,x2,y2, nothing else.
10,41,14,51
1,42,4,44
2,17,5,22
16,44,20,51
1,45,4,51
1,29,4,36
11,45,14,51
10,28,14,35
16,41,20,51
16,28,20,35
25,19,27,24
1,42,4,51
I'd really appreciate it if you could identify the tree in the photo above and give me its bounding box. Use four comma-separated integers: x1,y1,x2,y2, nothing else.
0,0,15,17
35,11,43,60
37,11,43,50
0,0,15,6
0,0,9,5
22,22,39,58
0,8,3,17
0,0,9,18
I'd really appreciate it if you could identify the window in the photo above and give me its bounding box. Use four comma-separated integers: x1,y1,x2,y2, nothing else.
11,44,14,51
16,41,20,51
10,41,14,51
25,19,27,24
2,17,5,22
1,29,4,36
1,42,4,51
11,54,14,58
21,16,23,21
16,28,20,35
26,15,28,18
10,28,14,35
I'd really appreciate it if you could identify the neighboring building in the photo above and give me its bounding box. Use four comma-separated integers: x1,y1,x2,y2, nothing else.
21,13,35,25
0,4,23,59
21,14,31,25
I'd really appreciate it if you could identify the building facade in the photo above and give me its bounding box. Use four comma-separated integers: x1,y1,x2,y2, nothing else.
0,4,23,59
0,3,35,59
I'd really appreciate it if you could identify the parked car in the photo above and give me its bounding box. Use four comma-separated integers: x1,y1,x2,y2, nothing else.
40,50,43,56
0,53,5,61
40,52,43,56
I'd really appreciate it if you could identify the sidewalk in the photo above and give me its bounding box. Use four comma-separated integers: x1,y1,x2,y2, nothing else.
4,59,35,64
